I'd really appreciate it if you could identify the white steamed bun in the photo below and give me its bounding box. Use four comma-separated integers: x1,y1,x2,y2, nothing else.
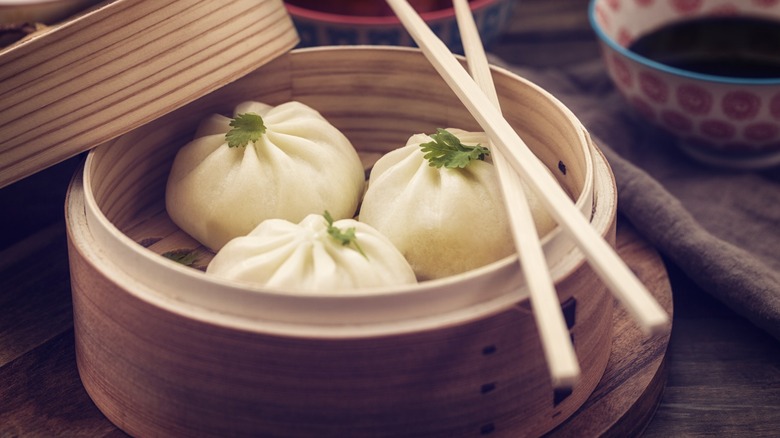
166,101,365,251
206,213,417,292
359,128,556,280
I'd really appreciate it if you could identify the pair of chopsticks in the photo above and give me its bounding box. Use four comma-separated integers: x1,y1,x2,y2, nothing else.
452,0,579,388
386,0,670,389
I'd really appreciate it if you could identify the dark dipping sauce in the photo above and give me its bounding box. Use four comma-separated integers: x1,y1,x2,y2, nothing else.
628,16,780,79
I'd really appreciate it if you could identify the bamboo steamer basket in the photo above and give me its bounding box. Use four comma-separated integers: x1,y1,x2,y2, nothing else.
0,0,298,189
65,46,618,437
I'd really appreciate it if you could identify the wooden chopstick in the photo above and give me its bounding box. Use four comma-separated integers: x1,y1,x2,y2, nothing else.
453,0,580,388
385,0,670,336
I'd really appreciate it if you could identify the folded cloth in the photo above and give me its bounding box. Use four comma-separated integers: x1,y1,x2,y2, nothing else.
491,56,780,340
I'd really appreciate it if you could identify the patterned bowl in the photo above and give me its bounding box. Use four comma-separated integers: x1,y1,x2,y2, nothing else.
589,0,780,169
284,0,515,53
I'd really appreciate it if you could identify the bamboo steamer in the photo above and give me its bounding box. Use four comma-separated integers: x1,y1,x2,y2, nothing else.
65,46,618,437
0,0,298,189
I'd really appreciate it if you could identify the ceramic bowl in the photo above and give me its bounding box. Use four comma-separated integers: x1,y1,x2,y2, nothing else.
589,0,780,169
284,0,515,53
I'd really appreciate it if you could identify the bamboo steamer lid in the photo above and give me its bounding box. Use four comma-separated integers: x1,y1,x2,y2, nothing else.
66,46,619,437
0,0,299,188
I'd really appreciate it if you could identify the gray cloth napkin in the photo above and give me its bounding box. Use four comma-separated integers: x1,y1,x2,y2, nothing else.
492,56,780,341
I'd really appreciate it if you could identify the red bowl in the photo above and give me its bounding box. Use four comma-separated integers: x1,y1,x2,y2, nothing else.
284,0,515,53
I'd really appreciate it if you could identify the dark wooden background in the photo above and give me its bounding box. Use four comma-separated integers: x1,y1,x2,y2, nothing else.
1,0,778,436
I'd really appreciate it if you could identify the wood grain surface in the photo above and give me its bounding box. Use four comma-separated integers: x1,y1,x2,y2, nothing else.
0,0,298,189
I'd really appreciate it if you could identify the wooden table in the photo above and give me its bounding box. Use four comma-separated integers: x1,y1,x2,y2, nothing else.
2,1,779,436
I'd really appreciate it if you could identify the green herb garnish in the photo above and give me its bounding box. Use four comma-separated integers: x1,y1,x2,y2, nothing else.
225,112,266,148
324,211,367,259
419,128,490,168
162,248,200,267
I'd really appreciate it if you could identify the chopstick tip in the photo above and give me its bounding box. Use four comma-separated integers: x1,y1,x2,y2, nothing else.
641,313,672,338
551,372,579,391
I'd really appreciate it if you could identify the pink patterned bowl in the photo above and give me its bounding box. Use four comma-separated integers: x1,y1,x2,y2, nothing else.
589,0,780,169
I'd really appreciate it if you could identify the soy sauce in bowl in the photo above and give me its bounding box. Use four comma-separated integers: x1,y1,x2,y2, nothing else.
628,16,780,79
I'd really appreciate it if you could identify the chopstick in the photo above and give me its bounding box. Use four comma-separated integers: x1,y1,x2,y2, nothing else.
453,0,579,388
385,0,670,336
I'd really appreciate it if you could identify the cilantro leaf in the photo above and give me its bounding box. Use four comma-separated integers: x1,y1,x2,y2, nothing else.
323,211,367,259
225,112,266,148
419,128,490,168
162,248,200,267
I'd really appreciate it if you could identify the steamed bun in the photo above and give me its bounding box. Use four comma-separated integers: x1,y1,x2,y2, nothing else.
206,213,417,292
166,101,365,251
359,128,556,280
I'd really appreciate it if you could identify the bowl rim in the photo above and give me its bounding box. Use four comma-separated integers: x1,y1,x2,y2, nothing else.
284,0,499,26
587,0,780,86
